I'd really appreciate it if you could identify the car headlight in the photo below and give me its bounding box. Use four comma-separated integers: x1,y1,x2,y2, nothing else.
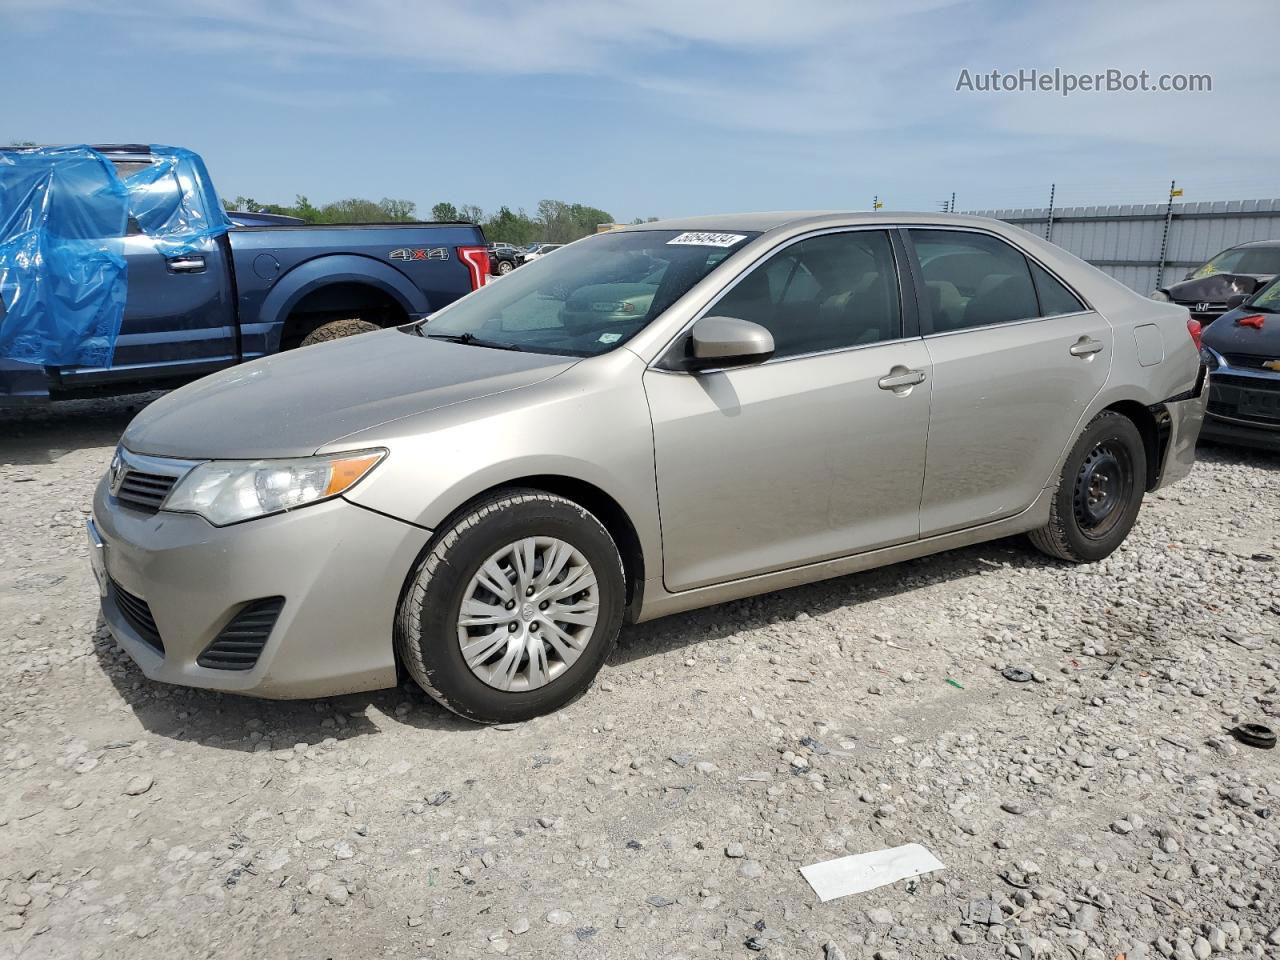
1199,345,1221,370
163,449,386,526
1150,289,1171,302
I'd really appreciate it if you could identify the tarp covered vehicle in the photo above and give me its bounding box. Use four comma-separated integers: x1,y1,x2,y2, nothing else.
0,145,488,402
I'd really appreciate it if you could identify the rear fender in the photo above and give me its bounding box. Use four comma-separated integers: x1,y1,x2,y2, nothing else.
255,255,432,353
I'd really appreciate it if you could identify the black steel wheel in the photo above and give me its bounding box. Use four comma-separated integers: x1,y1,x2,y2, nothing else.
1029,411,1147,563
1071,439,1135,540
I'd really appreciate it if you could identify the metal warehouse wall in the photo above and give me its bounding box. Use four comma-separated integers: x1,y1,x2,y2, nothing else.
966,200,1280,294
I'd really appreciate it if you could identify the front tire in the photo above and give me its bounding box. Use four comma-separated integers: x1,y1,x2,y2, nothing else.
1028,411,1146,563
495,259,514,276
396,490,625,724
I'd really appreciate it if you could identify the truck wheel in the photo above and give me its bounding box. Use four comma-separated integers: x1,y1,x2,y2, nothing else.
299,318,380,347
396,489,625,724
1028,411,1146,563
495,260,514,276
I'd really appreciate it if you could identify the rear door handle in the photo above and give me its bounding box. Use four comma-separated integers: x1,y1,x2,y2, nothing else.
167,256,206,273
877,368,926,390
1069,337,1104,357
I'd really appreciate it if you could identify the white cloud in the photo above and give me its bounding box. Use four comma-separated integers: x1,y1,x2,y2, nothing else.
4,0,1276,153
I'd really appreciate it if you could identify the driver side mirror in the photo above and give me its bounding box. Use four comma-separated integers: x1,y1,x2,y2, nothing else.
1225,293,1248,310
686,316,775,371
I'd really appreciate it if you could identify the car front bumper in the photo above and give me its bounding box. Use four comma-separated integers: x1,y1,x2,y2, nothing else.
1201,370,1280,451
91,478,432,699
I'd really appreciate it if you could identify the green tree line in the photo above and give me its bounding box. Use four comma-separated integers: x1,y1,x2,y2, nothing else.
225,194,655,245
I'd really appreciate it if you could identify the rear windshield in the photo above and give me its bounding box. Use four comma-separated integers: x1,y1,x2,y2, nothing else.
421,229,759,356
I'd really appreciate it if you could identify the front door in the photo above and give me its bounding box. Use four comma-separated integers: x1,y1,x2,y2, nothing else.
644,228,931,592
57,157,237,389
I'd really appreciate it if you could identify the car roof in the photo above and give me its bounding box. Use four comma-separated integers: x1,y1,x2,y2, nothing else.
630,211,1022,233
1227,239,1280,249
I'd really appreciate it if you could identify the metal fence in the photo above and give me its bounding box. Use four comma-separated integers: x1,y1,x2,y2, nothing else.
965,199,1280,294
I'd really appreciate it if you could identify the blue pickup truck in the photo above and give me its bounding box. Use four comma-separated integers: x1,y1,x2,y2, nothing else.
0,144,489,402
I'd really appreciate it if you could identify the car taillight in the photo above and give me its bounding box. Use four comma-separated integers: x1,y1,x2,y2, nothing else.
457,246,489,290
1186,316,1202,350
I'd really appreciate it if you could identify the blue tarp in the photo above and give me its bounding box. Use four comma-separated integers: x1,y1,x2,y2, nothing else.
0,145,230,367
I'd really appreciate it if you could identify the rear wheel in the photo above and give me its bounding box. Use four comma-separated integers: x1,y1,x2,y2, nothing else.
1029,411,1146,563
396,490,625,724
299,317,380,347
495,259,514,276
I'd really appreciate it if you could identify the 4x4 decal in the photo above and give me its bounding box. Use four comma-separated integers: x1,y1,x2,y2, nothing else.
389,247,448,262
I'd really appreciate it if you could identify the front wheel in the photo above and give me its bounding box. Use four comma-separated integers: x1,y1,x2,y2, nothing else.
495,259,514,276
1028,411,1146,563
396,490,625,723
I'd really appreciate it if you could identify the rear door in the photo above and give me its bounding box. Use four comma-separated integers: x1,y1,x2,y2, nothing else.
904,227,1113,537
56,158,237,388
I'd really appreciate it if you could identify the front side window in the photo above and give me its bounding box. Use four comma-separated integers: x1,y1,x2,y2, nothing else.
709,230,902,359
910,229,1039,332
421,229,758,356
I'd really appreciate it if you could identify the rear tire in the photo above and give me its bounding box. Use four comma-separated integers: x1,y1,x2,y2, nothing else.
396,490,625,724
1028,411,1146,563
496,260,514,276
299,318,380,347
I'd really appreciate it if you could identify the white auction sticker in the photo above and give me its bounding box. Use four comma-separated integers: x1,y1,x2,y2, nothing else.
666,232,748,247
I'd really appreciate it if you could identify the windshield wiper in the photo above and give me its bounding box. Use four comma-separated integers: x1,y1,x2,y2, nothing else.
425,331,525,351
1243,302,1277,313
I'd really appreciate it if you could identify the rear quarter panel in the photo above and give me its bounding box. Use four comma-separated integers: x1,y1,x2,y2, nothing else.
229,224,485,355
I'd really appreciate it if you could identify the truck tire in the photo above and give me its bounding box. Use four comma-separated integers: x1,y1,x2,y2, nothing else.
299,318,380,347
1028,411,1146,563
396,489,625,724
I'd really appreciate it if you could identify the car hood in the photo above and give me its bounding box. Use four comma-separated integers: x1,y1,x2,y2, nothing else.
1164,272,1271,302
1202,307,1280,359
122,328,578,459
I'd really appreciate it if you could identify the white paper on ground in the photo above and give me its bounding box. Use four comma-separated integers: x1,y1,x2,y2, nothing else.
800,843,946,902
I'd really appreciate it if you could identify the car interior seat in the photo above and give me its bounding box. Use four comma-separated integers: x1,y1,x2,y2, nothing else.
962,274,1031,328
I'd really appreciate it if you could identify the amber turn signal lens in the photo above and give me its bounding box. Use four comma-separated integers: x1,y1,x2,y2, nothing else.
324,453,384,497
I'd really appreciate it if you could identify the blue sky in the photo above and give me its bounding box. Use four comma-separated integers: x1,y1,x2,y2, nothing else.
3,0,1278,222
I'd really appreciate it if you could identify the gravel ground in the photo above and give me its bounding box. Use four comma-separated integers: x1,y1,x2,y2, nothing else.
2,395,1279,960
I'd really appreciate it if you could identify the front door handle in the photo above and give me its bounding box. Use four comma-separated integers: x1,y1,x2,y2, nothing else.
1069,337,1104,357
167,256,206,273
877,368,926,390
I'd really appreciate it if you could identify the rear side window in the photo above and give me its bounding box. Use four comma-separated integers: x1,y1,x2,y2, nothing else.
711,230,902,359
1030,261,1085,316
910,229,1038,332
110,160,152,181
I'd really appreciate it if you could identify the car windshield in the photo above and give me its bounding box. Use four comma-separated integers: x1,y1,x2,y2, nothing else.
1191,246,1280,279
1249,276,1280,311
420,229,759,356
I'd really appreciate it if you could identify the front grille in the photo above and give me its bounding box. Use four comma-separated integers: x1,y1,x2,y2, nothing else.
1175,301,1229,325
1208,374,1280,426
197,598,284,671
108,579,164,654
115,469,178,513
1223,353,1277,370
